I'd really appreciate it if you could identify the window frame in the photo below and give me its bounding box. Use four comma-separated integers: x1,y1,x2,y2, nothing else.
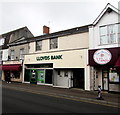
36,40,42,51
0,51,3,60
0,38,5,46
19,48,25,59
99,23,119,45
50,37,58,49
10,50,15,60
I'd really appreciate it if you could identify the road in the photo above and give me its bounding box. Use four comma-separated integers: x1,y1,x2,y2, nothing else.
2,87,119,114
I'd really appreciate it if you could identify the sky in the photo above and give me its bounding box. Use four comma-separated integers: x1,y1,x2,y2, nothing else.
0,0,119,36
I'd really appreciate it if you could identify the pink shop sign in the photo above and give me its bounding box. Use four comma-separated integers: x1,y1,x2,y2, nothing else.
93,49,112,65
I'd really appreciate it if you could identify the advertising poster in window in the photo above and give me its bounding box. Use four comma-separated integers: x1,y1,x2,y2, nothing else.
37,70,45,83
109,72,119,82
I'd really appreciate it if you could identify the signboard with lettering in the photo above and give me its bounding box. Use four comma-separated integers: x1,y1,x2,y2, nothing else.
36,55,63,61
93,49,112,65
3,61,22,65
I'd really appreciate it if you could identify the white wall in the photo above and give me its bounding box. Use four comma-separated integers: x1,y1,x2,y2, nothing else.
89,11,119,49
84,49,90,90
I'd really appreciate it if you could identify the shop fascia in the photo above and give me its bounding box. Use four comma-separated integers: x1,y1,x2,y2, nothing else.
36,55,63,61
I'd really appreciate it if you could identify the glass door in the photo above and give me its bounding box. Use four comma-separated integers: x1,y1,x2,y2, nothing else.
102,70,108,91
37,70,45,83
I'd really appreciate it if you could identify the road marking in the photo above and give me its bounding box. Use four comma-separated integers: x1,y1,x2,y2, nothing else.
3,86,120,109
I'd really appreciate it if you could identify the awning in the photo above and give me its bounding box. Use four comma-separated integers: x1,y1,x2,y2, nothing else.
115,56,120,67
0,64,22,71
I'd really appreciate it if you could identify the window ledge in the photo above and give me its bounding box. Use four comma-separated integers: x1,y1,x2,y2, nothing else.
98,42,118,46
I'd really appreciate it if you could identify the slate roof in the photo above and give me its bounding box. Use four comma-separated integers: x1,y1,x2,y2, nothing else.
8,24,92,46
0,26,34,49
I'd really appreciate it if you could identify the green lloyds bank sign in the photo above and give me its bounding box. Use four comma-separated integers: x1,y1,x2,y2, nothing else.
36,55,63,61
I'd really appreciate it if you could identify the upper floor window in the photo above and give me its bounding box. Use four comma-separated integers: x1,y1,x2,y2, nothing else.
0,38,5,46
0,51,3,60
100,23,119,45
9,33,15,43
50,38,58,49
36,40,42,51
10,50,15,60
20,48,25,59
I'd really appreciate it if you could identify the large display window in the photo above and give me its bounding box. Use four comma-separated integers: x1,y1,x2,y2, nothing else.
109,68,119,83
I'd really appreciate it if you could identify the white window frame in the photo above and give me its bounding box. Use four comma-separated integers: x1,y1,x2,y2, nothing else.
10,50,15,60
20,48,24,59
0,38,5,46
99,23,119,45
50,38,58,49
36,40,42,51
0,51,3,60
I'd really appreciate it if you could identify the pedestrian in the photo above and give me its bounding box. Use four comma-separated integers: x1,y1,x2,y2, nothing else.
7,72,11,83
97,85,104,100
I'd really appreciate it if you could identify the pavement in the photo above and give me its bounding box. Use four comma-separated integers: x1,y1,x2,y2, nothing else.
1,81,120,108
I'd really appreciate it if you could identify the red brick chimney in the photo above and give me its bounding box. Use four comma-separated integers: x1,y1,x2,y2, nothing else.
43,25,50,35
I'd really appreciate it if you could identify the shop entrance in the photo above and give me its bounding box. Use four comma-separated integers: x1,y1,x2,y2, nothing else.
4,71,10,81
45,69,53,84
37,70,45,83
37,69,53,84
24,68,53,85
73,69,84,89
102,69,108,91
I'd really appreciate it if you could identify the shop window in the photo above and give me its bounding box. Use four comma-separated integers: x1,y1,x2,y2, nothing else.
100,23,119,45
65,71,68,77
36,40,42,51
11,71,20,79
58,70,62,77
109,68,119,83
50,38,58,49
10,50,15,60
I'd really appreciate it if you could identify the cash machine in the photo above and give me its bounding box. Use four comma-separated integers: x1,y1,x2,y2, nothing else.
30,69,37,84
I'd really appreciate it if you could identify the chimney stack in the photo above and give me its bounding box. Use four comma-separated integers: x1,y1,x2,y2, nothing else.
43,25,50,35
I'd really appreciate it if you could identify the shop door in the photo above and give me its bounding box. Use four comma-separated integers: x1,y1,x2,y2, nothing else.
102,70,108,91
73,69,84,89
45,70,53,84
37,70,45,83
4,71,10,81
24,69,31,82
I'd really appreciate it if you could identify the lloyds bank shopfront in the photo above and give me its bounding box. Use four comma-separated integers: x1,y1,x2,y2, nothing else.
23,49,90,90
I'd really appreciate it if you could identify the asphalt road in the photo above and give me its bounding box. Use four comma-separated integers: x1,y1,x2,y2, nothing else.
2,87,119,114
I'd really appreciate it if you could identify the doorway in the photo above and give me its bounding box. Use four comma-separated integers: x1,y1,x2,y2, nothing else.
45,69,53,84
102,69,108,91
4,71,10,81
73,69,84,89
37,70,45,83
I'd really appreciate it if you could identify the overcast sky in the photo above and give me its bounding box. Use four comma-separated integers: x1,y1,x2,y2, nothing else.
0,0,119,36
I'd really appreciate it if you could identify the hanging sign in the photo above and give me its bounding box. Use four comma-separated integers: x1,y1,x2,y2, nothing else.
93,49,112,65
